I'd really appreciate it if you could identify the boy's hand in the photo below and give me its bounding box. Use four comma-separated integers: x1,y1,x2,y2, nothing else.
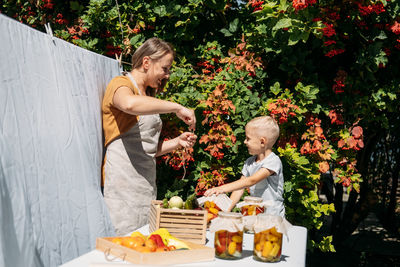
204,186,225,197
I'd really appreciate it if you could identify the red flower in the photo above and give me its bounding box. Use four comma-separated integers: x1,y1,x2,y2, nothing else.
319,161,330,173
332,81,345,93
343,178,351,187
328,12,340,20
351,126,363,139
323,40,336,46
249,0,264,12
383,48,391,56
390,21,400,35
306,115,321,126
328,110,344,125
312,140,323,151
373,3,385,14
358,2,385,16
332,70,347,94
292,0,307,11
325,48,345,58
300,141,311,154
322,23,336,37
292,0,316,11
395,40,400,50
358,4,373,16
43,3,54,9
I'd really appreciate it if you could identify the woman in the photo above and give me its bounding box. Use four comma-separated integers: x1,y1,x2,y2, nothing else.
102,38,197,235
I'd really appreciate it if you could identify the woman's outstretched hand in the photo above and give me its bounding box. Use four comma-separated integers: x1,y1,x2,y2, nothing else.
178,132,197,148
204,187,225,197
176,106,196,131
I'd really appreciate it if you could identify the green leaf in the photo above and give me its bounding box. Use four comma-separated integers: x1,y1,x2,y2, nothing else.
270,82,282,95
154,5,167,16
200,161,211,169
138,21,145,28
279,0,289,11
130,34,144,46
229,18,239,33
70,1,83,12
288,31,301,46
273,18,292,31
255,24,268,34
373,31,387,41
220,28,233,37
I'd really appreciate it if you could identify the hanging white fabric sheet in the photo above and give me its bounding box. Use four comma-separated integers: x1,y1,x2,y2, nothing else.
0,14,116,267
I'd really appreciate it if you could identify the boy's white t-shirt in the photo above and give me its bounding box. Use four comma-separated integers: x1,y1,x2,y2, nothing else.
241,152,285,217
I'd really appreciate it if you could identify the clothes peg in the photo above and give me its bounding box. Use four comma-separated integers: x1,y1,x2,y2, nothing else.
115,53,123,73
44,23,55,42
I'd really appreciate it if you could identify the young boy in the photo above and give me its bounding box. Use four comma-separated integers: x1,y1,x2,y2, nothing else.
204,116,285,217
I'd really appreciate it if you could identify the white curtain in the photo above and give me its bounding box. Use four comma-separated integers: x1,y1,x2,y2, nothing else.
0,14,117,267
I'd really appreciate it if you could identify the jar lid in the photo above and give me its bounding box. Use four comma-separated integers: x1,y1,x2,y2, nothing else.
218,211,243,219
244,196,263,203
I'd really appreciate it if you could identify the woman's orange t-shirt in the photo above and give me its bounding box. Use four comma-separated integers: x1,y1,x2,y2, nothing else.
101,75,139,185
102,75,139,147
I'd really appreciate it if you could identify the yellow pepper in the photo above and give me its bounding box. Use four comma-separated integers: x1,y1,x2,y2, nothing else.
232,235,242,243
148,228,190,250
262,241,273,258
269,243,281,257
228,241,236,255
130,231,146,240
208,207,219,215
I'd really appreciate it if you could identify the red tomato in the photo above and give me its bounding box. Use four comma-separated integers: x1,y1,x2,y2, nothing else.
215,244,226,254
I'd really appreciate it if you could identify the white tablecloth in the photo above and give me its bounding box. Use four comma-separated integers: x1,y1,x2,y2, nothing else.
60,224,307,267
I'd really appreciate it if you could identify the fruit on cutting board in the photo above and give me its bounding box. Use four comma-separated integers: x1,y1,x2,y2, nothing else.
111,229,190,253
149,228,190,250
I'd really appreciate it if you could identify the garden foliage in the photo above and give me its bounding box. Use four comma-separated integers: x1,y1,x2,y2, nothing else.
2,0,399,252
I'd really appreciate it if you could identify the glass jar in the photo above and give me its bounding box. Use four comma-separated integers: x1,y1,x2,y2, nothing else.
253,226,283,262
213,212,243,260
240,196,265,216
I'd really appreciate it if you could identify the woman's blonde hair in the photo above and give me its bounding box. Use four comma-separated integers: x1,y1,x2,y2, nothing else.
131,37,175,69
246,116,280,148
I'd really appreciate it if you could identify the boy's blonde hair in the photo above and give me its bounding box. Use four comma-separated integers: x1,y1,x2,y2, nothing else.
246,116,280,148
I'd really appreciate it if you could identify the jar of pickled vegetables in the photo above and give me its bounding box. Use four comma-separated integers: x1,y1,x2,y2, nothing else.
204,200,221,223
210,212,244,260
253,214,290,262
236,196,266,233
240,196,265,216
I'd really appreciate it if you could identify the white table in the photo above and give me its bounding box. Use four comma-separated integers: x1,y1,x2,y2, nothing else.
60,225,307,267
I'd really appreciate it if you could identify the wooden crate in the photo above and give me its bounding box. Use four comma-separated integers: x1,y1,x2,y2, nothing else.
96,237,215,265
148,200,207,244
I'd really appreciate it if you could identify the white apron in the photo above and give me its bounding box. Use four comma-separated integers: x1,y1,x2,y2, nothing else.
103,74,162,235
